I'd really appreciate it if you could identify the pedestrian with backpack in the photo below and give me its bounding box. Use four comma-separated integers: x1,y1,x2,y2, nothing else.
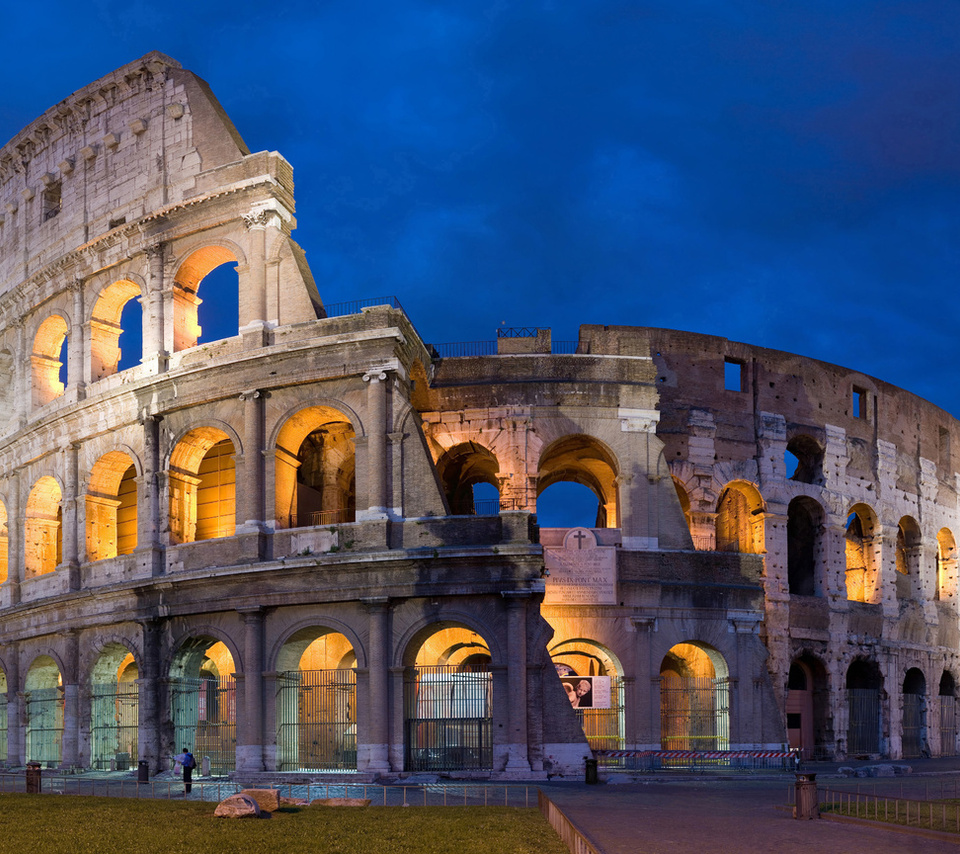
174,747,196,794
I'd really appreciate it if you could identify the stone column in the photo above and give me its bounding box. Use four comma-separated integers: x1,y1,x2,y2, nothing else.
630,615,658,748
144,243,168,371
5,471,21,606
361,371,388,520
68,279,86,401
240,209,270,344
502,591,532,773
237,608,265,772
5,642,19,765
137,619,162,772
361,598,391,773
62,443,81,590
236,391,266,535
138,414,164,576
13,319,27,427
61,631,80,767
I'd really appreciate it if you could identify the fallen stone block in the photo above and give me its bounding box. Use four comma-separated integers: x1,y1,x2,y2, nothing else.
310,797,372,807
241,788,281,813
215,794,262,818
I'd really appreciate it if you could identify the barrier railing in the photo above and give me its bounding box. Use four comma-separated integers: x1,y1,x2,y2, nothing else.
816,786,960,834
596,748,798,772
538,790,602,854
322,296,405,318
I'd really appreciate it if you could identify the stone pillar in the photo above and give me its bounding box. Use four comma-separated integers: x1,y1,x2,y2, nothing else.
237,608,265,772
236,391,266,534
68,279,86,401
361,371,388,520
13,319,27,428
144,243,168,371
5,471,21,605
61,443,81,589
5,642,19,765
502,591,532,773
240,208,270,344
61,631,80,767
361,598,391,773
137,619,162,772
137,415,164,576
630,615,658,748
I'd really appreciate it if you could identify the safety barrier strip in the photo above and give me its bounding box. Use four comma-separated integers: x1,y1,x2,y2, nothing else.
596,749,797,759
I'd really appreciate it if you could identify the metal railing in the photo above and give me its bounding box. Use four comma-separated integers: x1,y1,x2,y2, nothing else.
816,785,960,834
538,790,602,854
497,327,543,338
431,340,584,358
321,296,406,318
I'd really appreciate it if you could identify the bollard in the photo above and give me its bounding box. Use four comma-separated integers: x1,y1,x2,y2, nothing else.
794,773,819,819
25,762,42,794
585,758,598,785
138,760,149,784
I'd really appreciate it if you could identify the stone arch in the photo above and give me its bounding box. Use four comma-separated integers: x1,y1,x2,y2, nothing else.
86,450,138,561
940,670,957,757
896,516,922,600
168,425,238,544
659,641,730,750
0,499,7,585
785,434,824,484
937,528,957,602
171,243,244,352
672,477,693,541
89,278,142,380
786,653,831,760
24,654,63,767
25,476,62,577
89,641,139,770
274,404,357,529
902,667,927,758
846,658,883,757
269,616,366,671
274,625,359,771
31,314,69,408
435,441,501,515
845,503,880,602
787,496,824,596
715,480,764,554
537,434,619,528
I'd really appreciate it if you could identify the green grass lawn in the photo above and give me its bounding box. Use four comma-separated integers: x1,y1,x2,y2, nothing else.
0,795,567,854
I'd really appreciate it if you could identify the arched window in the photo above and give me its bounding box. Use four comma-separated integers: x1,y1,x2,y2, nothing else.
435,442,500,515
168,428,236,544
537,435,618,529
25,477,62,577
173,247,239,352
785,435,823,484
86,452,138,561
936,529,956,602
32,315,68,407
715,482,764,554
90,280,142,380
845,504,879,602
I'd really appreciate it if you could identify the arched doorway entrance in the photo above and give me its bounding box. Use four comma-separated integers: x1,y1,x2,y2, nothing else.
660,642,730,751
169,638,236,775
549,639,624,758
25,656,63,767
90,644,138,770
275,629,357,771
403,625,493,772
902,668,926,758
846,659,882,757
940,672,957,757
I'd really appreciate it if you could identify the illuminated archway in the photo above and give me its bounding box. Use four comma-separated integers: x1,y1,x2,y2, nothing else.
275,628,357,771
32,315,68,407
537,435,619,528
0,500,8,585
25,655,63,767
435,442,500,515
274,406,356,529
90,279,141,380
169,637,236,775
86,451,138,561
845,504,880,602
168,428,236,544
172,246,239,352
715,481,764,554
659,642,730,751
937,529,957,602
25,477,62,577
402,624,493,772
90,643,138,770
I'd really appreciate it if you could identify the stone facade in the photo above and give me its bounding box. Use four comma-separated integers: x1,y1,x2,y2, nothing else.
0,53,952,779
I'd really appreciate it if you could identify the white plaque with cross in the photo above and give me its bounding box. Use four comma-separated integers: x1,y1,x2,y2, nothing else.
543,528,617,605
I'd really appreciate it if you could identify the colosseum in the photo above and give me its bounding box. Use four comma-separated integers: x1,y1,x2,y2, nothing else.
0,51,954,780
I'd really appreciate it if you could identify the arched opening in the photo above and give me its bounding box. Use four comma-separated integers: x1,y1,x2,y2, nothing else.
937,529,957,602
90,643,138,770
275,628,357,771
0,500,8,585
32,315,68,407
940,672,956,757
715,481,764,554
403,624,492,772
0,670,7,761
659,642,730,751
787,497,823,596
275,406,356,529
25,477,62,577
173,247,240,352
435,442,500,515
902,668,927,758
168,428,236,544
169,638,236,775
86,452,138,561
846,659,882,757
549,638,624,759
786,655,831,760
25,655,63,768
896,517,921,600
785,435,823,484
845,504,879,602
90,279,142,380
673,478,693,539
537,435,618,529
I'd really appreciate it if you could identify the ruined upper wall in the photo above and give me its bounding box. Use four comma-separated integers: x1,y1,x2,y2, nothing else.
0,52,249,294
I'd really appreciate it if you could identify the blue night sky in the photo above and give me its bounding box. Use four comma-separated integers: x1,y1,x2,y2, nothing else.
6,2,960,414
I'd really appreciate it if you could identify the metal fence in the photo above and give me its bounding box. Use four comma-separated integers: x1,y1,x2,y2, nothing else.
276,669,356,771
25,688,64,768
660,677,730,752
322,296,405,318
817,785,960,834
902,693,924,758
170,677,236,775
577,677,625,762
90,682,139,771
942,695,956,756
847,688,880,755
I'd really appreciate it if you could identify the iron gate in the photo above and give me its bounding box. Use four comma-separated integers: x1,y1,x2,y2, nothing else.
660,676,730,750
404,665,492,772
0,692,6,760
169,677,236,774
90,681,138,770
577,676,625,757
847,688,880,755
941,696,957,756
276,669,356,771
25,688,64,767
902,693,924,758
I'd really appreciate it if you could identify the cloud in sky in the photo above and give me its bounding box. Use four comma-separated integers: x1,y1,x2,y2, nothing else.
5,0,960,411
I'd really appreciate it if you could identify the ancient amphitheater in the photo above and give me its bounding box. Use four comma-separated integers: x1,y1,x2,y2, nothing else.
0,51,954,779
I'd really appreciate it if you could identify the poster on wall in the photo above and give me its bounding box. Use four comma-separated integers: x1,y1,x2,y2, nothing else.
559,675,611,709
